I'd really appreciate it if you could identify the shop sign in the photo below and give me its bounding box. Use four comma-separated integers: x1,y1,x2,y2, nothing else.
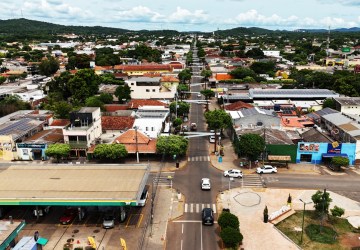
17,143,46,149
327,143,342,154
299,143,319,152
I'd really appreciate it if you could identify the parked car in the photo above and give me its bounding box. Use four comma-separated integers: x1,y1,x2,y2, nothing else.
182,125,189,132
201,178,211,190
137,185,149,207
103,214,115,229
202,208,214,226
197,93,202,97
256,165,277,174
223,169,243,178
59,208,77,225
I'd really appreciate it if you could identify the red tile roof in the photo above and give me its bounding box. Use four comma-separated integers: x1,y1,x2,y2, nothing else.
25,128,64,143
114,64,173,71
224,101,253,111
101,116,135,130
161,75,179,82
128,99,167,109
104,104,129,112
114,129,157,153
50,119,71,127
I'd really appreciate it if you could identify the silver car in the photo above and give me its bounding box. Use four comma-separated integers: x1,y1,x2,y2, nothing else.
103,214,115,229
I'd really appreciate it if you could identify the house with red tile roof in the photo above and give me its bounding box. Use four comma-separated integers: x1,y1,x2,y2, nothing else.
128,99,167,109
114,129,157,154
224,101,253,111
101,116,135,132
114,64,173,76
48,119,71,129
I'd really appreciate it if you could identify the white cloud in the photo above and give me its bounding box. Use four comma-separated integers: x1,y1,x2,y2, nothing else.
318,0,360,6
113,6,163,22
167,7,208,24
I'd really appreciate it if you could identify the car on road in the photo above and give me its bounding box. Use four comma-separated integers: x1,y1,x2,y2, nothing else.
182,125,189,132
59,208,77,224
202,208,214,225
201,178,211,190
256,165,277,174
137,185,149,207
223,169,243,178
103,214,115,229
197,93,202,97
190,123,197,131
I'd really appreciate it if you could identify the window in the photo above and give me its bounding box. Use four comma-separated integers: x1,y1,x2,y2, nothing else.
146,89,150,92
146,127,148,131
151,127,154,131
131,83,134,86
152,89,156,92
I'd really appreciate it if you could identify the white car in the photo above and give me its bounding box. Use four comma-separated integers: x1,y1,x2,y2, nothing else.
256,165,277,174
201,178,211,190
197,93,202,97
223,169,243,178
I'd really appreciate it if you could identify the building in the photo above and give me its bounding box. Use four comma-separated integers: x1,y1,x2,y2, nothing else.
114,64,173,76
62,107,102,157
228,107,281,129
334,97,360,115
133,106,169,138
114,129,157,154
101,116,135,133
16,129,63,161
126,77,177,99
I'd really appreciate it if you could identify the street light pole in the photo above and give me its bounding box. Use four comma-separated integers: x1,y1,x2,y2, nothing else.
300,199,312,244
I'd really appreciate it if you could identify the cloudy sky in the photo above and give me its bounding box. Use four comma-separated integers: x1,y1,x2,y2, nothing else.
1,0,360,31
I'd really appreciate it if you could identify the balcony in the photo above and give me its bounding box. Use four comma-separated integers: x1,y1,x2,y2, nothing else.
68,141,88,149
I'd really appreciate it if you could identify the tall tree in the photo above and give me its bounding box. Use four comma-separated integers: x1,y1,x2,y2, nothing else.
94,144,128,160
115,85,131,103
45,143,71,162
39,57,59,76
204,109,232,131
178,69,192,83
236,133,265,161
68,69,100,103
156,135,188,157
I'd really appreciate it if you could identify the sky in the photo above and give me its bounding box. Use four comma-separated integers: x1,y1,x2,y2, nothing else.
1,0,360,32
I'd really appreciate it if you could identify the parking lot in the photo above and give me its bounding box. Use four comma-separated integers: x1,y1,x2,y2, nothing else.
2,204,150,249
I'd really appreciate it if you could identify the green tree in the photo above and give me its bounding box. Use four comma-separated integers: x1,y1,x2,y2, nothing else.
311,190,332,215
45,143,71,162
250,61,276,74
67,54,91,70
51,101,73,119
200,89,215,99
201,69,212,80
68,69,100,103
245,48,264,59
8,75,18,82
178,69,192,83
204,109,232,131
39,57,59,76
85,96,104,110
95,48,120,66
173,118,183,127
330,156,349,171
156,135,188,156
177,84,189,100
322,98,336,109
93,144,128,160
220,227,243,248
170,102,190,117
330,206,345,218
218,212,240,230
236,133,265,161
114,85,131,103
98,93,113,104
0,76,6,84
229,67,256,79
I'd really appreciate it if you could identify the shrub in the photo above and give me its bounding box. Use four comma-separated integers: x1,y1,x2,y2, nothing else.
220,227,243,248
305,224,338,244
218,212,239,230
331,206,345,218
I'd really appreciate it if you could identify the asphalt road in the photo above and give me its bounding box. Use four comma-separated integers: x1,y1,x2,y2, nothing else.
166,45,222,250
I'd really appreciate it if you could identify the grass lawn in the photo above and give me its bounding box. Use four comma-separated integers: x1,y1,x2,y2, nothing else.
276,210,360,250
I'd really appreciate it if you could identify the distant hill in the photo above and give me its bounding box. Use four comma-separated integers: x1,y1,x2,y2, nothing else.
296,27,360,33
0,18,130,36
215,26,275,36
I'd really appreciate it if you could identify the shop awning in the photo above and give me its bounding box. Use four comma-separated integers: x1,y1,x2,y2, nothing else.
322,153,348,158
37,238,48,246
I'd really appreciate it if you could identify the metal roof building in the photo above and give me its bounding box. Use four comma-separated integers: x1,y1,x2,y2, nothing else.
0,164,149,206
249,89,339,100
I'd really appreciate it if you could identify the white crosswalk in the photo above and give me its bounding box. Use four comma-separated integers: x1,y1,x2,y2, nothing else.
242,174,264,187
184,203,217,213
187,156,210,162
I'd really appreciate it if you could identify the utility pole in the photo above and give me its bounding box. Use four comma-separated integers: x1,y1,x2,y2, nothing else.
262,126,266,166
135,126,139,163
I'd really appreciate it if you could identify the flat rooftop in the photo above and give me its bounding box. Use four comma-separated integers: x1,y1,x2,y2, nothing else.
0,220,25,247
0,164,149,206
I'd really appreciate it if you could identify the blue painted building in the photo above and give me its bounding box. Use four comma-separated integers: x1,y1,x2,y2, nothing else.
296,142,356,165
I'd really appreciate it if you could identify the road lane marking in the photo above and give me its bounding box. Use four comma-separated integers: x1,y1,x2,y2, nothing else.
184,203,188,213
190,204,193,213
201,204,204,210
182,223,184,234
196,204,199,213
181,239,183,250
200,222,203,250
213,204,217,213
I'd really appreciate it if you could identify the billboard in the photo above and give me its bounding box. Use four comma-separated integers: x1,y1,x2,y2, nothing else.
342,47,351,53
327,143,342,154
299,143,319,152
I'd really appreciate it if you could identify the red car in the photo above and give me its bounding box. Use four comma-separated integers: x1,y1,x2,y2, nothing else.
59,208,77,224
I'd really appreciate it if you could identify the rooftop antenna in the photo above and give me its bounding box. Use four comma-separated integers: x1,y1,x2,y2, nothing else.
326,26,331,57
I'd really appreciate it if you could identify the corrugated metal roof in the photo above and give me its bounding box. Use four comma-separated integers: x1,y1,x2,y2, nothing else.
249,89,339,99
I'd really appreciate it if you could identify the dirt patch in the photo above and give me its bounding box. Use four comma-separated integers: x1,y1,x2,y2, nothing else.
339,233,360,249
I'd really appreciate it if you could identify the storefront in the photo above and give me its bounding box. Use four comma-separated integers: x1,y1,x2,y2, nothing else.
16,143,47,161
0,136,16,161
296,142,356,165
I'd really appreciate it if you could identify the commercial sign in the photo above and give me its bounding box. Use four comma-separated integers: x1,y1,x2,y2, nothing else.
17,143,46,149
342,47,351,53
299,143,319,152
327,143,342,154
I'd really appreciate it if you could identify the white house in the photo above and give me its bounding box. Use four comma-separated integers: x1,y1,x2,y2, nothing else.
334,97,360,116
133,106,169,138
126,77,177,99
